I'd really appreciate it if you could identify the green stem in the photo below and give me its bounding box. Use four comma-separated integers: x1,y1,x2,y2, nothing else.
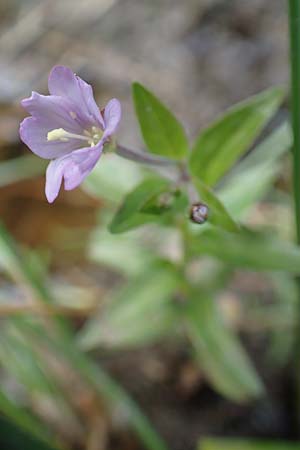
289,0,300,242
288,0,300,432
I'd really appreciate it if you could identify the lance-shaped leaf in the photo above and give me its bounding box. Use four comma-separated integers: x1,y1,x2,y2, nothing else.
109,177,179,233
193,178,240,233
189,87,284,186
186,295,264,402
132,82,189,159
191,229,300,273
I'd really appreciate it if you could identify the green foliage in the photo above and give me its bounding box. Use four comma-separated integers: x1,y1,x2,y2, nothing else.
189,87,284,186
78,266,180,350
0,416,60,450
220,122,291,218
200,438,300,450
109,177,177,233
192,178,240,233
191,229,300,272
0,390,59,449
88,227,158,276
0,224,169,450
132,82,189,159
186,295,264,402
0,223,52,304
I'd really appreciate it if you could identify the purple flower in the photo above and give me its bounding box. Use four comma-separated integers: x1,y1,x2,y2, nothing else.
19,66,121,203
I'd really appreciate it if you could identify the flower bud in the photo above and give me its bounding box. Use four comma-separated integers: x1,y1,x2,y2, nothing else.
190,202,209,224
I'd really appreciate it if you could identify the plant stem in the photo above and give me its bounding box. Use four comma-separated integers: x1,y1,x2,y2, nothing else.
288,0,300,432
116,145,176,166
289,0,300,242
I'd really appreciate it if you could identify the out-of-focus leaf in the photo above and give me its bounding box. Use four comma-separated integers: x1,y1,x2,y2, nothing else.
0,154,46,187
109,177,173,233
267,274,298,366
189,88,284,186
89,227,158,276
132,82,189,159
78,267,180,350
219,122,291,218
186,295,264,402
0,324,82,436
83,153,143,202
0,331,54,393
0,390,59,449
191,229,300,273
0,223,52,303
200,438,300,450
0,416,61,450
219,163,278,218
20,318,170,450
233,121,291,172
193,178,239,233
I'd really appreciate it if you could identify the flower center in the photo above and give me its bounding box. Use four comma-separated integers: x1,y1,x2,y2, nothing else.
47,126,103,147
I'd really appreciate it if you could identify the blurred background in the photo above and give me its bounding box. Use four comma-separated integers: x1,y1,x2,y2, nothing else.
0,1,294,450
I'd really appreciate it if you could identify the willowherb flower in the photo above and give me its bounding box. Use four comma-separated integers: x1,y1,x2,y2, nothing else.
19,66,121,203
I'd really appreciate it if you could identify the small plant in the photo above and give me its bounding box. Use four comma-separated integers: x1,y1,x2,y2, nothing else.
0,3,299,450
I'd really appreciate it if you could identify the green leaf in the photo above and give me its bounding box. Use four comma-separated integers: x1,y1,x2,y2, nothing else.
231,121,291,173
219,163,279,219
200,438,300,450
78,267,180,350
186,295,264,402
189,87,284,186
193,178,240,233
191,229,300,273
132,82,189,159
0,390,60,449
219,122,291,218
109,177,173,233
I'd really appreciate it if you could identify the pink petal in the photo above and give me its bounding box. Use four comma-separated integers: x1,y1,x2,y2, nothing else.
45,141,103,202
20,116,81,159
21,92,83,133
48,66,104,129
64,143,103,190
45,157,71,203
103,98,122,140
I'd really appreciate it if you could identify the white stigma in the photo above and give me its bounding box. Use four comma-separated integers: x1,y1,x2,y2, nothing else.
47,128,71,142
47,127,104,146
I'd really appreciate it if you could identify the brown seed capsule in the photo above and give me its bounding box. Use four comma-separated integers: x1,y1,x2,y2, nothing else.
190,202,209,224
